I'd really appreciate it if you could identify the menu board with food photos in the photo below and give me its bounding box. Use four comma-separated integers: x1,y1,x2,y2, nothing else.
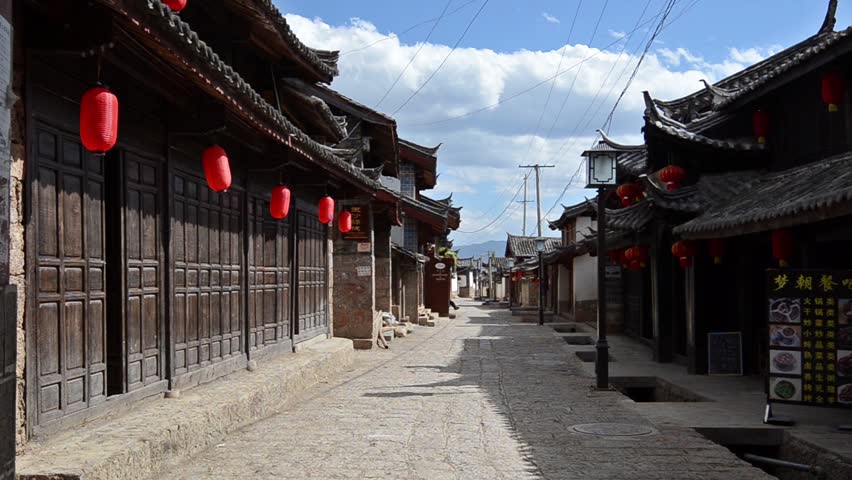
766,269,852,408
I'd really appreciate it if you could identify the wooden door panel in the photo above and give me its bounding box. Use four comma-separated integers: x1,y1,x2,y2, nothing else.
248,196,290,351
295,209,327,341
123,153,163,392
172,172,243,376
33,125,107,425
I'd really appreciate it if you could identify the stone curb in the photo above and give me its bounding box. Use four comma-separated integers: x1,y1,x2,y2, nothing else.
16,338,355,480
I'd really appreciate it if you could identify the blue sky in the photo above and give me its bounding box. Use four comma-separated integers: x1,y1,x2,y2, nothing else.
278,1,847,245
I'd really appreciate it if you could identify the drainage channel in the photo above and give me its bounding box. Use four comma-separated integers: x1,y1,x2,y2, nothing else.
696,427,849,480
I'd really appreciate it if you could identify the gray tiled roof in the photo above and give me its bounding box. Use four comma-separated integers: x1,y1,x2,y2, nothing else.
597,130,649,176
652,2,851,124
645,170,762,213
548,199,596,230
135,0,381,190
505,234,561,258
674,152,852,238
606,201,654,231
241,0,340,81
399,139,441,158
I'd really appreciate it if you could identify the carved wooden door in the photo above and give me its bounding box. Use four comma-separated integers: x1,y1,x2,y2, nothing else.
295,207,327,342
172,172,243,377
118,152,164,392
33,125,107,425
248,195,291,352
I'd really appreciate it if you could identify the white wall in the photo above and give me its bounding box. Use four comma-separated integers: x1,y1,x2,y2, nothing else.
573,216,597,303
451,272,459,294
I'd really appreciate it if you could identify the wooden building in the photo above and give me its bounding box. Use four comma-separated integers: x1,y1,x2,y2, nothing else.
578,0,852,378
504,234,560,309
10,0,410,443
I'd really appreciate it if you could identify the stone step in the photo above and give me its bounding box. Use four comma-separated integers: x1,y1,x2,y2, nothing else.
425,319,437,327
393,326,408,338
17,338,355,480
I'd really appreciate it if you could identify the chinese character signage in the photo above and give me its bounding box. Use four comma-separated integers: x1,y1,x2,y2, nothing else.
766,269,852,407
341,206,369,241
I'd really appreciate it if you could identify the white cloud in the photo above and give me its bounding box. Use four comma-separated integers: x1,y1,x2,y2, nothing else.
608,30,627,40
284,14,779,243
542,12,560,24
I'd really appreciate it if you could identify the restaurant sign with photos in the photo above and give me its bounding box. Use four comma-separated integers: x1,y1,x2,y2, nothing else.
766,269,852,408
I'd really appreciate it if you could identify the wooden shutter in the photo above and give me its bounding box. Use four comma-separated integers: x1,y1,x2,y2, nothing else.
295,207,327,342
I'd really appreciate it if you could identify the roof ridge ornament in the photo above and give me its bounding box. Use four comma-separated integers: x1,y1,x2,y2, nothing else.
819,0,838,34
595,129,645,152
700,79,736,107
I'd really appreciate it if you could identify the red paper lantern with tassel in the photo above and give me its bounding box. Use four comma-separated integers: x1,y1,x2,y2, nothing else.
771,229,793,268
609,249,622,266
672,240,696,268
338,210,352,233
80,86,119,154
270,185,291,220
616,183,642,207
202,145,232,192
318,196,335,225
822,70,844,113
709,238,726,265
163,0,187,12
659,165,686,191
753,110,769,144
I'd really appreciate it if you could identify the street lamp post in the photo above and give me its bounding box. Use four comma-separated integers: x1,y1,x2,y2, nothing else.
582,139,619,390
535,238,546,326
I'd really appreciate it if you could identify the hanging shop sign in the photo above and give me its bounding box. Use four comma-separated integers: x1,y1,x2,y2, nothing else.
766,269,852,407
341,205,369,241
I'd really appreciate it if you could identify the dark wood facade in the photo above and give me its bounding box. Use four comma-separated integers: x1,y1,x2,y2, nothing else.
15,0,368,439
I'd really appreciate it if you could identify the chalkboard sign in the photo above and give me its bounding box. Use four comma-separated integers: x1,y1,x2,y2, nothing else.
708,332,743,375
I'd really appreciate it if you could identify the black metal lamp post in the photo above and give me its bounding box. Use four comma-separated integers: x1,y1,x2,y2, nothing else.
582,140,619,390
535,238,546,326
507,258,515,307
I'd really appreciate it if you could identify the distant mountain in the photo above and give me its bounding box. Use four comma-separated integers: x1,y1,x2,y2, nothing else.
455,240,506,259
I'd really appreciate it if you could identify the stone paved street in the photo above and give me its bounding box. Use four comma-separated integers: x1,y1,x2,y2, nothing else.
152,301,773,480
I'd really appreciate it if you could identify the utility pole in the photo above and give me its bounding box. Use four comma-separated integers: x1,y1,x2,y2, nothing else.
519,164,555,237
516,175,532,236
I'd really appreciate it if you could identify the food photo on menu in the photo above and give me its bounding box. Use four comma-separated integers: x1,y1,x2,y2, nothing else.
839,324,852,349
768,298,802,324
769,324,802,347
770,349,801,375
770,377,801,402
840,298,852,325
839,380,852,405
838,350,852,378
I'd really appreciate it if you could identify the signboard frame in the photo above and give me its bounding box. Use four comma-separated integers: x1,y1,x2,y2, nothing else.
341,205,369,242
765,268,852,409
707,331,743,376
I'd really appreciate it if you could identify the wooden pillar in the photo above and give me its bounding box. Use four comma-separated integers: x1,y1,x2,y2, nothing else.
651,226,673,363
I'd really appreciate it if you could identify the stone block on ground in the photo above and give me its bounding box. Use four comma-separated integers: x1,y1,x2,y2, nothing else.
425,319,437,327
16,338,355,480
393,326,407,338
352,338,376,350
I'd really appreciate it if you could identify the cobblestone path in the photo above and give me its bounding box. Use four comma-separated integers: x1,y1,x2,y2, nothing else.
154,301,773,480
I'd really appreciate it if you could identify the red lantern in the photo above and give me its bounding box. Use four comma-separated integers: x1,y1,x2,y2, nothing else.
672,240,696,268
753,110,769,144
339,210,352,233
532,277,540,284
709,238,726,265
616,183,642,207
822,70,844,113
624,245,649,270
609,249,622,266
202,145,232,192
771,229,793,268
619,249,630,268
318,196,335,225
80,86,119,154
270,185,291,220
659,165,686,191
163,0,187,12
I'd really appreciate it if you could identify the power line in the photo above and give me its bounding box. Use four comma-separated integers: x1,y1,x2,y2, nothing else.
339,0,479,57
603,0,678,132
391,0,491,116
374,0,454,109
410,7,671,127
455,172,527,234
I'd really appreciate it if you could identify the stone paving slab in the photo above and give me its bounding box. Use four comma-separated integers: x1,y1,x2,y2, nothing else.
16,338,355,480
152,302,774,480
